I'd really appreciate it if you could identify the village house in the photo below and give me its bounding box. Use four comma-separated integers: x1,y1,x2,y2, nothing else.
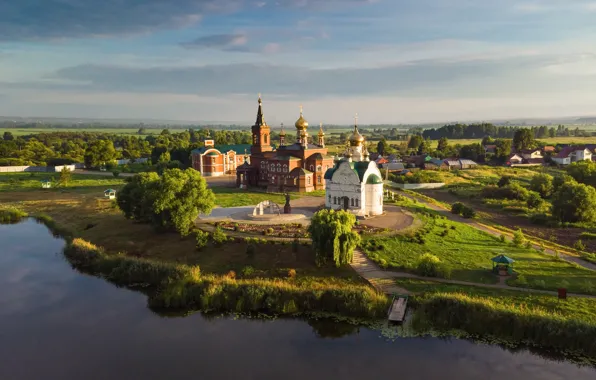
552,146,594,166
444,159,478,170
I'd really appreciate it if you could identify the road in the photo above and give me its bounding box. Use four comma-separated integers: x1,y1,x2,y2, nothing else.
75,170,237,187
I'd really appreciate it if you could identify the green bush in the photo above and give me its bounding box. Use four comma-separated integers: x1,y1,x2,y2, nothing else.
499,234,506,243
415,253,451,278
451,202,465,215
241,266,255,277
112,170,121,178
461,206,476,219
211,226,228,246
574,240,586,252
0,207,28,223
497,176,512,187
195,230,210,250
516,274,528,285
512,229,525,247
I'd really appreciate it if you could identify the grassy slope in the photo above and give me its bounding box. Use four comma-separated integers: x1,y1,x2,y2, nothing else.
397,278,596,323
362,200,596,294
0,172,126,192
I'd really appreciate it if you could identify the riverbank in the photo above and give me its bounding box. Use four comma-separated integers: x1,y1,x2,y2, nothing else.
397,279,596,361
64,238,389,318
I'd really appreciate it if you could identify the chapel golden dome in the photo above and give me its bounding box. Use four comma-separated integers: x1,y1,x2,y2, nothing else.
295,105,308,130
349,114,365,146
318,122,325,136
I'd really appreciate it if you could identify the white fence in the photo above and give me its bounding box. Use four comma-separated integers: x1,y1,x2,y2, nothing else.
392,182,446,190
116,158,149,165
0,164,77,173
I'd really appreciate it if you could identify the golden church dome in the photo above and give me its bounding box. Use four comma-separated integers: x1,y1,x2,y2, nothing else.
295,105,308,130
349,113,364,146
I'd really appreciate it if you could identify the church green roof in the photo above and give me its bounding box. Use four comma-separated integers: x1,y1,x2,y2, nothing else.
366,174,383,184
191,144,252,155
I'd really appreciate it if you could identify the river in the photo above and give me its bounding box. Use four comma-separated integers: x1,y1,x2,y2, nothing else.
1,220,594,380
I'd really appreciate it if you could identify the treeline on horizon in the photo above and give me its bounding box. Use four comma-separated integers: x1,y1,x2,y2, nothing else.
420,123,594,140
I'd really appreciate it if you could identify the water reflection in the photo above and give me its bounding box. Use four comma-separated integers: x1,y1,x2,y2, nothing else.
0,220,595,380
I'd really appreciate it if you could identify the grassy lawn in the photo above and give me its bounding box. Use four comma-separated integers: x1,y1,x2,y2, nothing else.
362,200,596,294
211,187,302,207
0,172,126,193
397,278,596,323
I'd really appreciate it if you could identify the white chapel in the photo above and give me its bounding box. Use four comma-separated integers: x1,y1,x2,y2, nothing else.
324,117,384,217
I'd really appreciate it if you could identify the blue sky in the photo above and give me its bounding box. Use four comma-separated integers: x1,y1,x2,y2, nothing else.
1,0,596,124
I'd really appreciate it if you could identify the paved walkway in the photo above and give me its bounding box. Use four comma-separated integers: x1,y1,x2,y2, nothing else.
350,249,596,299
397,192,596,272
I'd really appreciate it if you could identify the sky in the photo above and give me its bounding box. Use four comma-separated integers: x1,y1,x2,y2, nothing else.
1,0,596,124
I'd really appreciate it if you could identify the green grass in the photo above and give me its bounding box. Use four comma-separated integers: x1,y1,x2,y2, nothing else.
0,205,28,223
397,278,596,323
398,279,596,358
0,172,126,192
362,201,596,294
212,187,299,207
64,238,389,318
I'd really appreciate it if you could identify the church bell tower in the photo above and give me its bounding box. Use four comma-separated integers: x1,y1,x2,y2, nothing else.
251,94,272,154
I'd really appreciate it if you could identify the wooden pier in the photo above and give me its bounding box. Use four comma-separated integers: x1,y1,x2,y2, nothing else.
387,295,408,323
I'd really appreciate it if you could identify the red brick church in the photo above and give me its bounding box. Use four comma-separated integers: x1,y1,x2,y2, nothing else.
236,96,334,193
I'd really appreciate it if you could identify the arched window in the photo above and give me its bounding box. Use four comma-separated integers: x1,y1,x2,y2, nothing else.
317,165,322,172
355,199,359,207
270,164,275,172
277,163,281,172
284,177,287,185
264,134,268,144
350,198,354,206
334,196,337,204
253,135,257,144
307,177,311,185
261,161,265,167
309,165,314,172
294,177,298,186
317,175,322,183
328,194,331,203
283,164,288,172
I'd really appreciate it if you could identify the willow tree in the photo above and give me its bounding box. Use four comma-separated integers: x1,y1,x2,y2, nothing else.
308,209,361,267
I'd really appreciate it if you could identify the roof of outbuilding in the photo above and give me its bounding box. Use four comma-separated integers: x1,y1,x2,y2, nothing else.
191,144,252,155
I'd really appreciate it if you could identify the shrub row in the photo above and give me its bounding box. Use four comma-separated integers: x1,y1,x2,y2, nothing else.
414,292,596,357
63,239,389,318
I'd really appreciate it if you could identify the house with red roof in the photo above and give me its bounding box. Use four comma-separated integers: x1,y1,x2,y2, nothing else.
552,146,593,165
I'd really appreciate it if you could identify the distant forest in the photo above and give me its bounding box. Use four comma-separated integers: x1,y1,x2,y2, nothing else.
420,123,594,140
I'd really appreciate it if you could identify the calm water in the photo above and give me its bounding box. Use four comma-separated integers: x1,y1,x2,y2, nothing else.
1,220,595,380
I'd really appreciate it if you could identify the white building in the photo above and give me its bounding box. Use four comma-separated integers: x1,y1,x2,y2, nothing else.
324,119,383,217
552,147,593,166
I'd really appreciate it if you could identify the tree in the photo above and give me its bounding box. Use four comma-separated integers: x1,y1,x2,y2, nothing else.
552,182,596,223
117,172,160,223
3,131,14,141
459,143,483,161
494,139,512,161
513,129,535,151
84,140,116,168
308,209,361,267
497,176,512,187
137,127,147,135
377,138,388,156
553,174,575,191
526,191,543,209
437,137,449,152
418,138,432,154
529,173,554,198
407,135,423,151
152,168,215,235
512,229,525,247
117,169,214,235
567,161,596,186
58,166,72,187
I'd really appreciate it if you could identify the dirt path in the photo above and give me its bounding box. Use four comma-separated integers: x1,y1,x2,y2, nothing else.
398,192,596,272
350,249,596,299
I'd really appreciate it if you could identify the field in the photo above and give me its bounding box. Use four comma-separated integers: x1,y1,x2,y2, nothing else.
0,127,157,136
362,198,596,295
0,172,125,192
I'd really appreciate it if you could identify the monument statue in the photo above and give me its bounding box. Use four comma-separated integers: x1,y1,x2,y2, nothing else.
284,193,291,214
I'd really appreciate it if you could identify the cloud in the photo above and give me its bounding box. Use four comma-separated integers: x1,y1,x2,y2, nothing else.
0,0,376,41
21,53,590,100
181,34,248,50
